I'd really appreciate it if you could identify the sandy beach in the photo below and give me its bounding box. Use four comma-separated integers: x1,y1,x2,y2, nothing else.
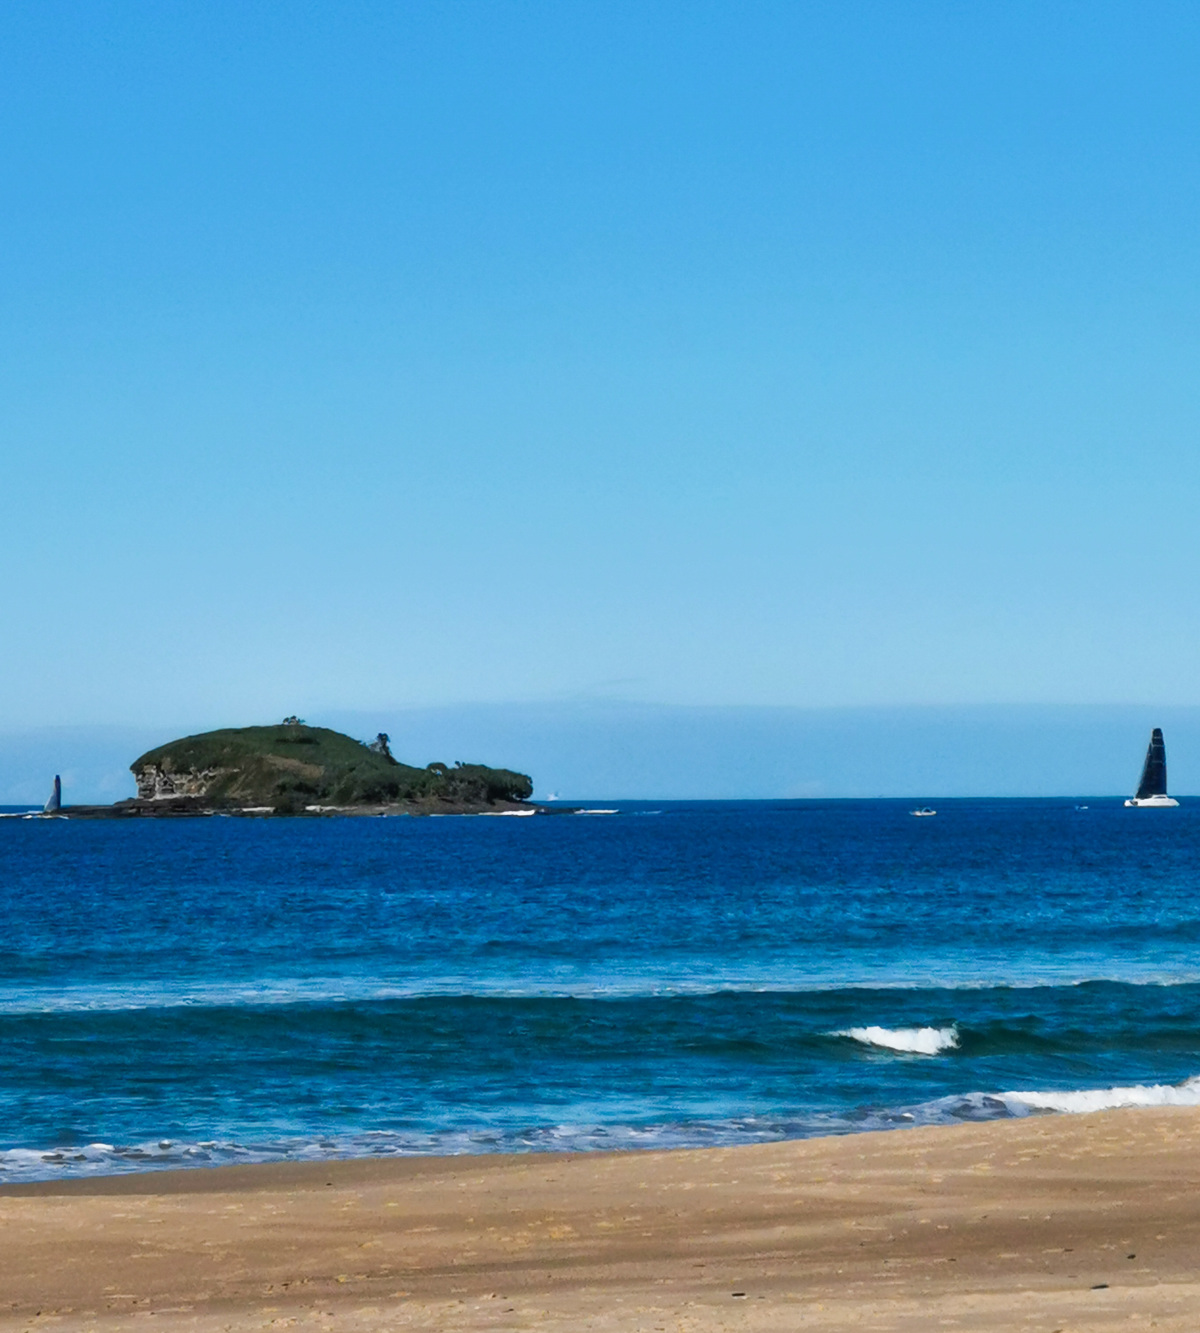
3,1108,1200,1333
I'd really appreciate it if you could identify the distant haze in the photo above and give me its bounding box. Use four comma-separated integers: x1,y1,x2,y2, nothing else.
3,705,1197,805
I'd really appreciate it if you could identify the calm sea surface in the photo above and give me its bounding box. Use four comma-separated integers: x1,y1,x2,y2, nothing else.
2,799,1199,1181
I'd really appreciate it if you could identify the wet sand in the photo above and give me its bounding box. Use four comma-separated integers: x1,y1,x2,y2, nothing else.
4,1107,1200,1332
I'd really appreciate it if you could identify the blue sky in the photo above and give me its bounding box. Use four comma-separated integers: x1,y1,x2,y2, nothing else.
3,1,1200,737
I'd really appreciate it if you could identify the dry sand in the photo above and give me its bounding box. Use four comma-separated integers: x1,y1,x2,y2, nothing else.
4,1107,1200,1332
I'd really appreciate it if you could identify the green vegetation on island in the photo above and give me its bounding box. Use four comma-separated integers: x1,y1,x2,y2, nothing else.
130,721,534,814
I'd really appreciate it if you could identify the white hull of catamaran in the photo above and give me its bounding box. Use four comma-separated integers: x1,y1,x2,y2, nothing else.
1124,795,1180,807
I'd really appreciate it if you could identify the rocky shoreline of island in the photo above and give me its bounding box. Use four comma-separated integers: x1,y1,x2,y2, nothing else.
49,796,554,818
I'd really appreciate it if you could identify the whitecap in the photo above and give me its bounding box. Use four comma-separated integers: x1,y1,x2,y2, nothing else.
999,1075,1200,1115
836,1025,960,1056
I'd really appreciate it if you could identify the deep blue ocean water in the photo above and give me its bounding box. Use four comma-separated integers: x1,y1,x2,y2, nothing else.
2,798,1200,1181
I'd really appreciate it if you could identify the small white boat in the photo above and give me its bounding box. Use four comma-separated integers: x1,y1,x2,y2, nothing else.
910,807,936,817
1124,728,1179,807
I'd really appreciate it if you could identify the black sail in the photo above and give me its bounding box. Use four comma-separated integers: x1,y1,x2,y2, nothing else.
1135,729,1168,799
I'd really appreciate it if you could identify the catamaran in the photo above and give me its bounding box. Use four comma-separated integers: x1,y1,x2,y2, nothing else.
1124,728,1179,807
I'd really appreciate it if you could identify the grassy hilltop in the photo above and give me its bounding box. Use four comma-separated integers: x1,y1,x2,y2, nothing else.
131,723,533,812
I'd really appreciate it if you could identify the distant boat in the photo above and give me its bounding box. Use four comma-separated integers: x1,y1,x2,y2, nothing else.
43,775,62,814
1124,728,1179,808
910,807,936,817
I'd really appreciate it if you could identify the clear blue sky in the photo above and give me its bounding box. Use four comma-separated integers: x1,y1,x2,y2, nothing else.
4,1,1200,731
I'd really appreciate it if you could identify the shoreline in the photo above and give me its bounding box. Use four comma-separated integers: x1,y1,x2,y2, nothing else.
5,1108,1200,1331
14,798,556,819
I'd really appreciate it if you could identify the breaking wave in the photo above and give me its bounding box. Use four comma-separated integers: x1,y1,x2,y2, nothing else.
999,1075,1200,1115
836,1025,960,1055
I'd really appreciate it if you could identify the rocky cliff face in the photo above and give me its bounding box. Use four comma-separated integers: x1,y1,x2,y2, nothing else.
128,724,534,811
134,763,226,801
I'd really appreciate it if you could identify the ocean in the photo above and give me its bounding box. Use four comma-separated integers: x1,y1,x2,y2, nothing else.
2,798,1199,1182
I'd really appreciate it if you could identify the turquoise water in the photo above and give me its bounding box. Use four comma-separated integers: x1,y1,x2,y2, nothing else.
2,798,1199,1180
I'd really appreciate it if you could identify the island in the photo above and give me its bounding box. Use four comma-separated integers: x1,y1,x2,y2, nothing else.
60,720,538,817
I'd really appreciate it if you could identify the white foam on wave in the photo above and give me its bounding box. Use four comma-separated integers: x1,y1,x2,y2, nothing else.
909,1072,1200,1126
999,1075,1200,1115
8,1072,1200,1183
0,1122,791,1183
837,1025,960,1055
